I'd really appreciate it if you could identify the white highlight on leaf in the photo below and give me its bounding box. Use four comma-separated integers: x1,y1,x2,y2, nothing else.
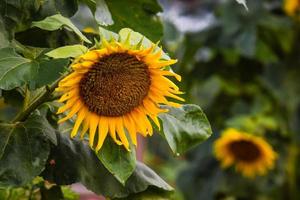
236,0,249,11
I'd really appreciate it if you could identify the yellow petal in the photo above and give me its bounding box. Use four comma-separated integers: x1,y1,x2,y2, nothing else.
60,72,81,84
150,69,181,81
115,117,130,150
58,100,82,123
144,49,162,62
58,77,81,87
70,108,86,138
58,89,79,103
123,115,137,146
143,99,163,115
95,117,109,152
89,114,99,147
80,51,100,61
150,59,177,68
80,117,90,139
131,110,147,136
108,118,122,145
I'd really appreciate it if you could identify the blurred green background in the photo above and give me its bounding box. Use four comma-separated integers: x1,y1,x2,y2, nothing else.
144,0,300,199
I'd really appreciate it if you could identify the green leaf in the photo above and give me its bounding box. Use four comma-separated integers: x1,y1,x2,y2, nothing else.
159,104,212,154
0,17,9,48
97,137,136,185
84,0,113,26
31,14,91,44
34,58,69,88
38,0,78,18
80,0,97,14
0,48,38,90
0,0,41,35
46,45,88,58
105,0,163,41
0,114,56,186
42,133,173,199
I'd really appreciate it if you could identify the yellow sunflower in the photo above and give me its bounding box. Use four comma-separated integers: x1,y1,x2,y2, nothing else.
284,0,300,16
214,128,277,178
56,33,183,152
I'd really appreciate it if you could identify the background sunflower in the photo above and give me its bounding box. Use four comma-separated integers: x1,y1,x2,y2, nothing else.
214,128,277,178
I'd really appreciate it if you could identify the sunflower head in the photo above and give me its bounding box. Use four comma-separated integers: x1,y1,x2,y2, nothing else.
214,128,277,178
56,31,184,152
284,0,300,16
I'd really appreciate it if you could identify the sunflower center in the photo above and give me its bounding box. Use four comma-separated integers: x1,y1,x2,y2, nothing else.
79,52,151,116
229,140,261,162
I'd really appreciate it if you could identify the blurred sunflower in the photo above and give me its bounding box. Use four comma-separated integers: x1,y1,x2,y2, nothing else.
56,35,183,152
214,128,277,178
284,0,300,16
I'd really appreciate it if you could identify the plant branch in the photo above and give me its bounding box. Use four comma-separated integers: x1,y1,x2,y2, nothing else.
12,77,64,123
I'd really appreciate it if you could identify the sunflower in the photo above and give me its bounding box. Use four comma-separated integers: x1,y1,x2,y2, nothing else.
214,128,277,178
284,0,300,16
56,33,183,152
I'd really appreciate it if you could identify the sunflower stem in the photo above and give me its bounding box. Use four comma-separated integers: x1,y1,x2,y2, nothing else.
12,77,64,123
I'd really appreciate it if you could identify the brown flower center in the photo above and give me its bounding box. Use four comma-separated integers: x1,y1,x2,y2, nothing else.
79,52,151,116
229,140,261,162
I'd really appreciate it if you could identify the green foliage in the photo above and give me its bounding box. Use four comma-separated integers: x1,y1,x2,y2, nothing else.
105,0,163,41
0,48,38,90
31,14,91,43
42,133,173,199
35,58,69,88
152,0,300,199
0,114,55,186
97,137,136,185
159,104,212,154
45,45,88,58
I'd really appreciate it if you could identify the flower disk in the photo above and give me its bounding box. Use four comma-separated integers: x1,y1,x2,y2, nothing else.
56,37,184,152
79,53,151,117
214,128,277,178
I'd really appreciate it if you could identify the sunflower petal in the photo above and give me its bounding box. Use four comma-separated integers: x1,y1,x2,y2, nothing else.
95,117,109,152
89,114,99,147
116,117,130,150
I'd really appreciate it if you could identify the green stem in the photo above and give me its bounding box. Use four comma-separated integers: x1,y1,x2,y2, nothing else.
12,77,63,123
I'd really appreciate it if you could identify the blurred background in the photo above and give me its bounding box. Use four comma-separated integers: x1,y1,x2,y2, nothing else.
144,0,300,199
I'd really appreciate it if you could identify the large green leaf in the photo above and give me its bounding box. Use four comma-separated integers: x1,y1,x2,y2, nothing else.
42,133,173,199
97,137,136,185
31,14,91,44
0,0,78,36
159,104,212,154
34,58,69,88
45,45,88,58
105,0,163,41
0,0,41,35
0,114,56,186
80,0,97,15
81,0,113,26
0,48,38,90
